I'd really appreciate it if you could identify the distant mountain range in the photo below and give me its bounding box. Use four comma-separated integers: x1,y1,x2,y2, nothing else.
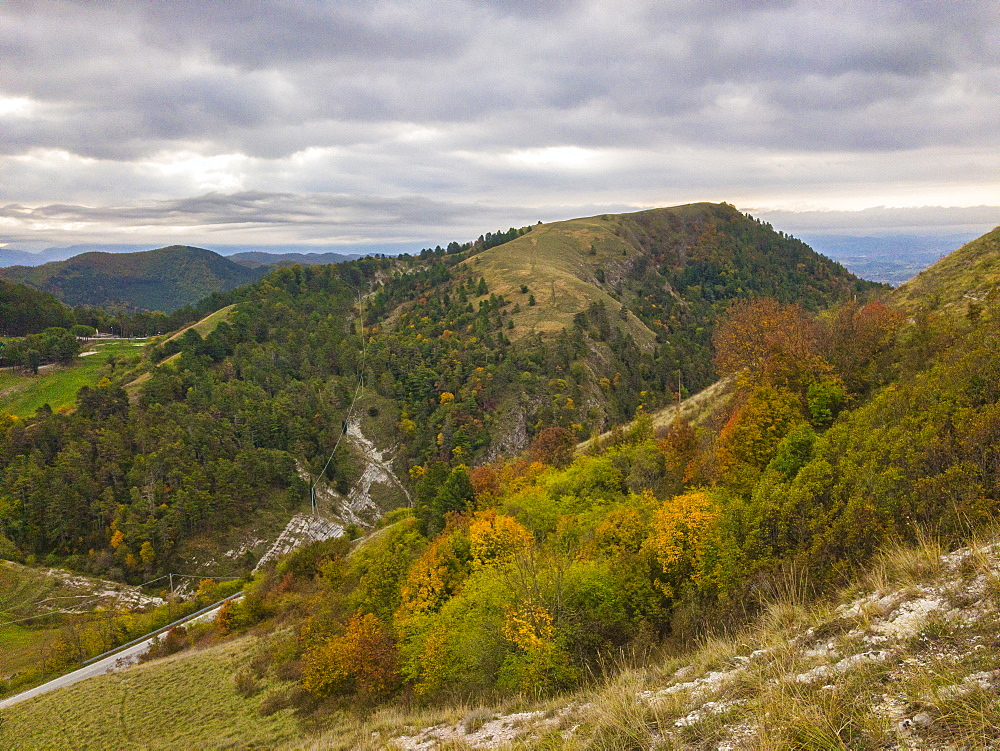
0,244,156,268
0,246,366,312
0,246,368,269
2,233,979,285
227,250,363,267
0,246,265,312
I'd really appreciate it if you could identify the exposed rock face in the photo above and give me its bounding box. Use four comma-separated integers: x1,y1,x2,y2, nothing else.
256,418,410,571
252,514,344,573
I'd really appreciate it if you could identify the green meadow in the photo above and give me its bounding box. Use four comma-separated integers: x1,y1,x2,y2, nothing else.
0,340,148,418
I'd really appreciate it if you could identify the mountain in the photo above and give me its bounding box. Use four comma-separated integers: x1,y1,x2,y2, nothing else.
0,248,48,268
467,203,870,341
446,202,874,397
892,224,1000,313
5,209,1000,745
0,244,161,269
227,250,363,268
0,245,266,312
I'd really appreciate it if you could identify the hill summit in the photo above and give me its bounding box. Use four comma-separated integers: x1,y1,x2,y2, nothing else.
0,245,264,312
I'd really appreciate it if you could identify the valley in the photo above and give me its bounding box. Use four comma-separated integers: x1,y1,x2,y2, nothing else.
0,204,999,749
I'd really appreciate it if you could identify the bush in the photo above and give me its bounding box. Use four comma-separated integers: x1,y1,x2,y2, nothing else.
234,669,261,698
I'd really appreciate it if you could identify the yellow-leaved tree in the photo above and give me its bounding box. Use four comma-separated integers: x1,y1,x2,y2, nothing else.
645,490,723,599
396,526,472,622
469,511,533,568
497,598,576,694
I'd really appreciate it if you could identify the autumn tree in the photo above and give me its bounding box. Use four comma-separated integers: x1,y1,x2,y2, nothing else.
469,511,533,568
715,385,804,493
657,416,700,492
713,298,830,391
302,612,400,700
397,525,472,620
820,300,906,394
645,490,723,598
530,426,576,468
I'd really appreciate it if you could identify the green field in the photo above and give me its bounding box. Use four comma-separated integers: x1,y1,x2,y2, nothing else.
0,340,148,418
0,623,63,682
0,637,302,750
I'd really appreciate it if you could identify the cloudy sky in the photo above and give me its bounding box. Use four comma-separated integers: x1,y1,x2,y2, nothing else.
1,0,998,253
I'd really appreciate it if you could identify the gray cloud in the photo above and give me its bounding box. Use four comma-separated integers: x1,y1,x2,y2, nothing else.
0,0,998,247
748,205,1000,236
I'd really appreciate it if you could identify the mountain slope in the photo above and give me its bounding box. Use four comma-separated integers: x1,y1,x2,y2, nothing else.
0,279,74,335
892,224,1000,313
0,245,265,312
466,202,871,343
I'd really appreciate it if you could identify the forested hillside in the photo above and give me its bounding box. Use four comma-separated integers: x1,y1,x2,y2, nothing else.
0,279,75,336
3,213,1000,747
0,204,870,580
0,245,265,312
137,239,999,719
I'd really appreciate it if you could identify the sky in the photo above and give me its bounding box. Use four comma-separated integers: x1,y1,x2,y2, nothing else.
1,0,998,254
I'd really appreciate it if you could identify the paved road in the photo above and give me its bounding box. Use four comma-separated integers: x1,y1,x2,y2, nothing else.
0,593,240,709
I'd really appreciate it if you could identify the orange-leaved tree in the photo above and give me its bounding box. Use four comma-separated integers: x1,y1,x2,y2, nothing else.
302,612,400,700
820,300,906,395
530,426,577,468
713,297,830,392
715,385,805,493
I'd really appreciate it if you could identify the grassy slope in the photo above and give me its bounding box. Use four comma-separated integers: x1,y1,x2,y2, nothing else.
0,560,169,683
0,563,64,679
893,225,1000,313
463,213,658,346
124,304,236,398
0,623,63,680
0,340,147,417
0,637,301,750
576,376,735,453
7,536,1000,749
163,303,236,342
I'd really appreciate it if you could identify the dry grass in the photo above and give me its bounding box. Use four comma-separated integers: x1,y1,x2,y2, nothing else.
162,304,236,343
0,637,300,750
460,216,657,347
7,535,1000,750
864,528,945,593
